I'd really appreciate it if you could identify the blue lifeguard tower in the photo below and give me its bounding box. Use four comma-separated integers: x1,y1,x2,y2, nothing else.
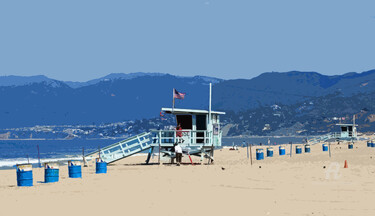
334,123,358,141
85,84,225,164
308,115,358,144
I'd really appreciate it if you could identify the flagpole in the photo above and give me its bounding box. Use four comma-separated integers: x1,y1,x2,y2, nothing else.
172,88,175,111
209,83,212,125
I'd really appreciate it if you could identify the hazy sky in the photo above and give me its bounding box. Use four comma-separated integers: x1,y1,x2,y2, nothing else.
1,0,374,81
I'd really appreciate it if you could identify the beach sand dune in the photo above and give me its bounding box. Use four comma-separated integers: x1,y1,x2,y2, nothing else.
1,139,375,216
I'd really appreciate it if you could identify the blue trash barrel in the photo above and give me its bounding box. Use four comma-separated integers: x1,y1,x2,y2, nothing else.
348,143,353,149
96,159,107,174
305,144,311,153
279,146,286,155
256,149,264,160
16,164,33,187
322,144,328,151
371,142,375,148
367,141,371,147
266,147,273,157
296,146,302,154
68,161,82,178
44,163,59,183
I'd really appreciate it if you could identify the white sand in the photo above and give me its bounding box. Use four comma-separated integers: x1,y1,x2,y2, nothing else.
1,139,375,216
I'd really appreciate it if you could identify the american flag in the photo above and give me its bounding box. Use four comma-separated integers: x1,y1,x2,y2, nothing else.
173,88,186,99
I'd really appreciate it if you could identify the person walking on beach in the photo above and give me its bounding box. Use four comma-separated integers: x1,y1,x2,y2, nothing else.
174,143,183,166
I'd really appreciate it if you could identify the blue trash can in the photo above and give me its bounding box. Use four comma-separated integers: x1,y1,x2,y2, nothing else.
266,147,273,157
96,159,107,174
44,163,59,183
68,161,82,178
371,142,375,148
367,141,371,147
322,144,328,151
296,146,302,154
16,164,33,187
279,146,286,156
305,144,311,153
256,149,264,160
348,143,353,149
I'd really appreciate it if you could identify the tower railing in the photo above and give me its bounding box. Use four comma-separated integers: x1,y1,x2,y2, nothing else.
149,129,219,147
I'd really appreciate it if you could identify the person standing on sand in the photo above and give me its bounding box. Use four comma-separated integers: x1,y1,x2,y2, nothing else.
174,143,183,166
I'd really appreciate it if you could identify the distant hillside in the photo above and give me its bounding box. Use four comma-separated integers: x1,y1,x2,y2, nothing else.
0,75,54,86
213,70,375,111
1,70,375,129
64,72,169,88
223,91,375,136
0,74,217,128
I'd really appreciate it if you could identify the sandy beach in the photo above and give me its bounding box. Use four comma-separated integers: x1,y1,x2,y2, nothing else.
1,139,375,216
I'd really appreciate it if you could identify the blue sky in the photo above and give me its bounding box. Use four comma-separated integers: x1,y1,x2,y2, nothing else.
0,0,374,81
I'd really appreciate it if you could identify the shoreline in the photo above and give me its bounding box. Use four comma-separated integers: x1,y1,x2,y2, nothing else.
0,135,311,141
1,133,373,141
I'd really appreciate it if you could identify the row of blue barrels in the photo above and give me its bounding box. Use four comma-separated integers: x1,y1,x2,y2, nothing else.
367,141,375,147
16,160,107,187
256,145,311,160
256,142,358,161
295,145,311,154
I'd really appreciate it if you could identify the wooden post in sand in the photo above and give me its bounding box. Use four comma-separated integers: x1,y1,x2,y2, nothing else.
328,141,331,158
289,142,292,157
200,148,204,165
158,131,161,165
249,143,253,166
37,145,41,168
83,147,88,167
247,143,249,159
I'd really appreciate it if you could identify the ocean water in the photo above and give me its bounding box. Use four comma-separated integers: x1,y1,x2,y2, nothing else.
0,136,306,168
0,139,121,169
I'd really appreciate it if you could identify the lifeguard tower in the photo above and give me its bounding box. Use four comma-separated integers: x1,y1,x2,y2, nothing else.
84,84,225,164
307,115,358,144
334,123,358,141
150,107,225,163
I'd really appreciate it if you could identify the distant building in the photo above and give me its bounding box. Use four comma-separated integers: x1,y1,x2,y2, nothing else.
262,124,271,131
0,132,10,139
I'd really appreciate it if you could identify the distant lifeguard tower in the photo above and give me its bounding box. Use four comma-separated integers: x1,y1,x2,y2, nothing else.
334,123,358,141
308,115,358,144
85,84,225,164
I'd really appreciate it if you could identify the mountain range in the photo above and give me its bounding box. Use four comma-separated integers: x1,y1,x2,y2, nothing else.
1,70,375,131
213,70,375,110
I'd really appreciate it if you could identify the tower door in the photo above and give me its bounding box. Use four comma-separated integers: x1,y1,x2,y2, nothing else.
348,126,353,137
196,115,207,143
176,115,192,130
341,126,348,138
176,115,192,144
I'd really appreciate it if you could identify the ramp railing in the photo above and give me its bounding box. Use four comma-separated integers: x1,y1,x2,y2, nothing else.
85,132,152,163
308,132,342,144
